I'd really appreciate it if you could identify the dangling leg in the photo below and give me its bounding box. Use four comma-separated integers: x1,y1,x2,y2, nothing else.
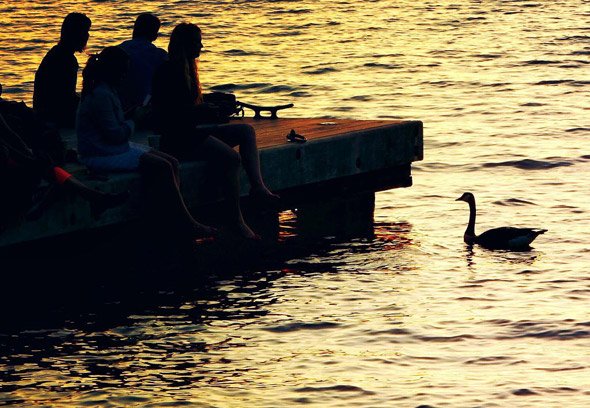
199,135,258,239
50,166,129,219
138,151,214,238
213,124,279,202
148,149,181,188
25,161,128,220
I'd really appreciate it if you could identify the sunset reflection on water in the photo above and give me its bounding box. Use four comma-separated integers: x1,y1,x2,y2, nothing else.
1,0,590,406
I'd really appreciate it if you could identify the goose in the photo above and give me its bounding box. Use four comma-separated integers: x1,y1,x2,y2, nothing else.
456,192,547,250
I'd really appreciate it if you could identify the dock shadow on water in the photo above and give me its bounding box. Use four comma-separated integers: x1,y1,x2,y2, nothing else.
0,193,382,327
0,194,415,405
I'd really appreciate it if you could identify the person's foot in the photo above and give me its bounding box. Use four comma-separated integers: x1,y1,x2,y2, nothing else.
90,191,130,220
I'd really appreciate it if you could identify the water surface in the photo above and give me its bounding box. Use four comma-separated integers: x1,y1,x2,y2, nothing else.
1,0,590,406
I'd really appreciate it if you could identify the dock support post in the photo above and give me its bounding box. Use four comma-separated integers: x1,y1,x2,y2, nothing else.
295,191,375,239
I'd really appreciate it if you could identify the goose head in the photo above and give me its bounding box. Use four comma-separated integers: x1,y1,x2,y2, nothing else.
456,192,475,203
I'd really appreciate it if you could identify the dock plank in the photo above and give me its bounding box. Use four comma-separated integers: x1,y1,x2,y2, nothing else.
236,118,401,148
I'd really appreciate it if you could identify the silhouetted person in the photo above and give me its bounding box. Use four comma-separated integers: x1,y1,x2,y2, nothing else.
119,13,168,112
0,82,127,227
33,13,91,128
151,23,279,240
76,46,214,239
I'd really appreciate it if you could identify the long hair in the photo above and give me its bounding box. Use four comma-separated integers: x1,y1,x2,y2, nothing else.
81,46,129,99
168,23,203,104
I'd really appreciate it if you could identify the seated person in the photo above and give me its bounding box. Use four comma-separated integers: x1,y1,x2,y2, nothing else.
76,46,214,240
119,13,168,112
33,12,91,128
151,23,279,240
0,82,127,228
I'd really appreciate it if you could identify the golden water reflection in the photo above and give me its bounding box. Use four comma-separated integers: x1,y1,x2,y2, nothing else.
1,0,590,406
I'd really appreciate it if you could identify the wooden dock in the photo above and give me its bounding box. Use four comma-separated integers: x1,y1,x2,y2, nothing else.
0,117,423,249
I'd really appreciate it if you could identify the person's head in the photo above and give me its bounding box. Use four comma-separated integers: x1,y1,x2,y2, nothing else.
168,23,202,61
132,13,161,42
81,46,129,98
168,23,203,103
60,12,91,52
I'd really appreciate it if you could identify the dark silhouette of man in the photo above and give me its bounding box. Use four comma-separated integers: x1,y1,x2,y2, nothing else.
33,13,91,128
119,13,168,111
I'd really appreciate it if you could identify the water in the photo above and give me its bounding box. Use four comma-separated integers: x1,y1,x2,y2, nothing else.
1,0,590,406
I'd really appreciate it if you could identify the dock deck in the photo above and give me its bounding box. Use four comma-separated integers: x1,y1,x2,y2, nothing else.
0,117,423,248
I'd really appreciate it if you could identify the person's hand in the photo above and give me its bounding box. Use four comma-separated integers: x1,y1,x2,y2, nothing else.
131,105,151,127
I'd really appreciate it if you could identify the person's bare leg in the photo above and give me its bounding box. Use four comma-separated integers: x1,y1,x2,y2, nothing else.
148,149,181,188
59,173,129,219
213,124,279,200
199,135,258,239
27,165,128,220
139,152,214,237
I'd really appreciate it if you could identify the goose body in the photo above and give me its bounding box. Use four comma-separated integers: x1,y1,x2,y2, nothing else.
456,192,546,250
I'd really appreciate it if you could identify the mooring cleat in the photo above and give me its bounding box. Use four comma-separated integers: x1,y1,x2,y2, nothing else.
238,102,294,119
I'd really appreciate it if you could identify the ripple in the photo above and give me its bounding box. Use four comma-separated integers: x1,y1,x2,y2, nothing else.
493,198,537,206
414,334,478,342
345,95,374,101
464,356,513,365
536,366,585,372
456,296,500,301
269,8,312,14
472,53,502,59
295,385,376,395
515,329,590,340
221,49,254,56
363,62,402,69
534,79,590,86
535,79,573,85
209,82,272,92
303,67,339,75
481,158,573,170
371,328,412,335
513,388,538,396
522,59,557,65
263,321,340,332
289,91,311,97
486,319,590,341
259,84,297,93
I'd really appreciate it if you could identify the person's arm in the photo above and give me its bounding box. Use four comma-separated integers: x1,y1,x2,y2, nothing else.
90,90,134,145
0,112,34,158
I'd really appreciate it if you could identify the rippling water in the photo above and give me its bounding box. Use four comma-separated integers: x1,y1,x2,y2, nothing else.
1,0,590,406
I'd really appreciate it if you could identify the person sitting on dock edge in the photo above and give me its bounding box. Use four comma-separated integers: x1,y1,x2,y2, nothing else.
118,13,168,113
0,82,128,228
151,23,279,240
33,13,92,128
76,46,215,240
